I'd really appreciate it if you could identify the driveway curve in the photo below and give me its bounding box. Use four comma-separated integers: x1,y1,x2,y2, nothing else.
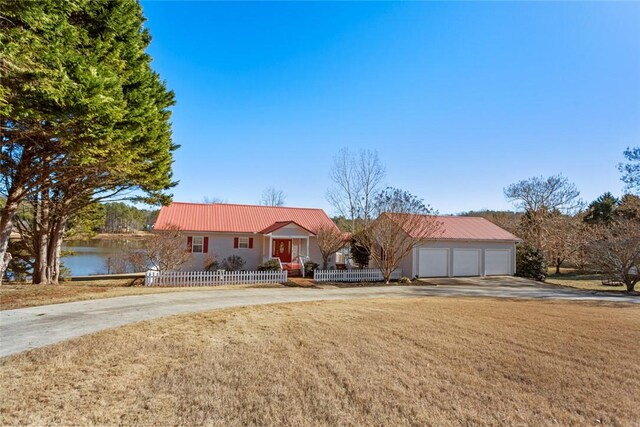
1,280,637,357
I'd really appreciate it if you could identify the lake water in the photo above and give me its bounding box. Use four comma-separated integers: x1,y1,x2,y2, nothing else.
62,239,144,276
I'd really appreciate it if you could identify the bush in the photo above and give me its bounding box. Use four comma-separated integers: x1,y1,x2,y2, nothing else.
350,235,370,268
257,259,281,271
398,276,412,284
220,255,245,271
516,244,547,282
304,260,319,276
203,255,220,271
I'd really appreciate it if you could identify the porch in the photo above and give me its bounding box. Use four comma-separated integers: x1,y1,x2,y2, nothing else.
262,236,310,276
260,221,315,276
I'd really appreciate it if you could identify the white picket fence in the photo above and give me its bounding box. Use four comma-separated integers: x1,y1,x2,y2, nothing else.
313,268,402,282
145,270,288,287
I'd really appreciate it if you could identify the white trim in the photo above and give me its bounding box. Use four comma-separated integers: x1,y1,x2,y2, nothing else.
264,234,312,239
192,236,204,253
238,236,249,249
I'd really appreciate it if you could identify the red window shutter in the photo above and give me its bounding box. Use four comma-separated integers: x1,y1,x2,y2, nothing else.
203,237,209,253
249,238,254,249
187,236,193,252
234,237,239,248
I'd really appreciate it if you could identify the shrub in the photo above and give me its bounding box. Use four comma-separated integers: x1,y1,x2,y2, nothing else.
220,255,245,271
304,260,319,276
350,236,370,268
516,244,547,282
258,259,281,271
203,255,220,271
398,276,412,284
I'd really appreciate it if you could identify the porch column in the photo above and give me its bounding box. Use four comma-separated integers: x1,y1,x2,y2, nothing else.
268,235,273,259
306,237,310,259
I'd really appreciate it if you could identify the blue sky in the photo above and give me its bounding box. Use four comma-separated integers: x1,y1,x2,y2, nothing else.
141,1,640,215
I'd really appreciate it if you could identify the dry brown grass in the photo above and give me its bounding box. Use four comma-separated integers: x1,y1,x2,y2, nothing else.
545,268,629,293
0,280,284,310
1,298,638,426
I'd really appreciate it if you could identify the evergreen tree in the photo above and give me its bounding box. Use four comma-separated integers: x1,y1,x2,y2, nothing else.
516,244,547,282
619,147,640,194
584,192,619,225
1,0,176,283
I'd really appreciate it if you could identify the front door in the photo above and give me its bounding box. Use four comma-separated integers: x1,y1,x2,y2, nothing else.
273,239,292,263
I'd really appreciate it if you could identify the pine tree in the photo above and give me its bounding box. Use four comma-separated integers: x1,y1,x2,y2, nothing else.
0,0,177,283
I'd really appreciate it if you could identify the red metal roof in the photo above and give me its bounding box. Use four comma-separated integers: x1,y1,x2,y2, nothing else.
390,214,522,241
154,202,339,234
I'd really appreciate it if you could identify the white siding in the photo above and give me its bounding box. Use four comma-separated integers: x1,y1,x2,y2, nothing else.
180,232,330,271
186,232,263,271
271,224,311,237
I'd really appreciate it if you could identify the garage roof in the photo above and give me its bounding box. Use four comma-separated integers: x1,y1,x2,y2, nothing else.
390,214,522,241
154,202,339,234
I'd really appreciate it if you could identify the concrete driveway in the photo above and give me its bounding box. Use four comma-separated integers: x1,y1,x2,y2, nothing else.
1,277,637,357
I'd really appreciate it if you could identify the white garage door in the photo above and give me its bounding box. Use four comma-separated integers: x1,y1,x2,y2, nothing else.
485,249,510,276
453,249,480,276
418,248,448,277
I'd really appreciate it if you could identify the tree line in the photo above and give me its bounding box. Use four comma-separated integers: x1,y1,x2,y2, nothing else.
0,0,176,284
465,148,640,292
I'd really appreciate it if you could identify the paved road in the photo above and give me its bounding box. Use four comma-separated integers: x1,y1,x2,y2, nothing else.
1,278,637,357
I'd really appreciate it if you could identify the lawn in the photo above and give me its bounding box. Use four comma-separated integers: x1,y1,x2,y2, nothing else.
1,298,638,426
545,268,630,292
0,279,284,310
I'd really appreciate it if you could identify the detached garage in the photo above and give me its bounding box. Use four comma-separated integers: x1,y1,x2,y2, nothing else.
397,216,521,278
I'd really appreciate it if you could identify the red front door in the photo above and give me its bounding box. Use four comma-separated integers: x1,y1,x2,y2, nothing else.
273,239,292,263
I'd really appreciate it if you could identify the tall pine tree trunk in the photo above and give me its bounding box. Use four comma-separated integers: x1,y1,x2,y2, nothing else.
32,192,51,284
46,216,66,285
0,190,23,283
33,207,50,284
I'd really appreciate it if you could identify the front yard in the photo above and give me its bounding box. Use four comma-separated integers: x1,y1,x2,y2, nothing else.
1,298,638,425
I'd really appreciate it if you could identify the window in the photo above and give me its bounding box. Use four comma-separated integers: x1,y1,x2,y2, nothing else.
238,237,249,249
234,236,253,249
192,236,204,253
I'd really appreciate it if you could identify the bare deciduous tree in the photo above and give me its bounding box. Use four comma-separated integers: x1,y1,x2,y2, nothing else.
504,174,581,250
544,213,590,274
505,174,581,214
202,196,226,204
585,218,640,293
358,188,442,283
259,187,286,207
315,225,347,269
326,148,385,231
356,149,385,222
134,225,193,272
327,148,360,231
